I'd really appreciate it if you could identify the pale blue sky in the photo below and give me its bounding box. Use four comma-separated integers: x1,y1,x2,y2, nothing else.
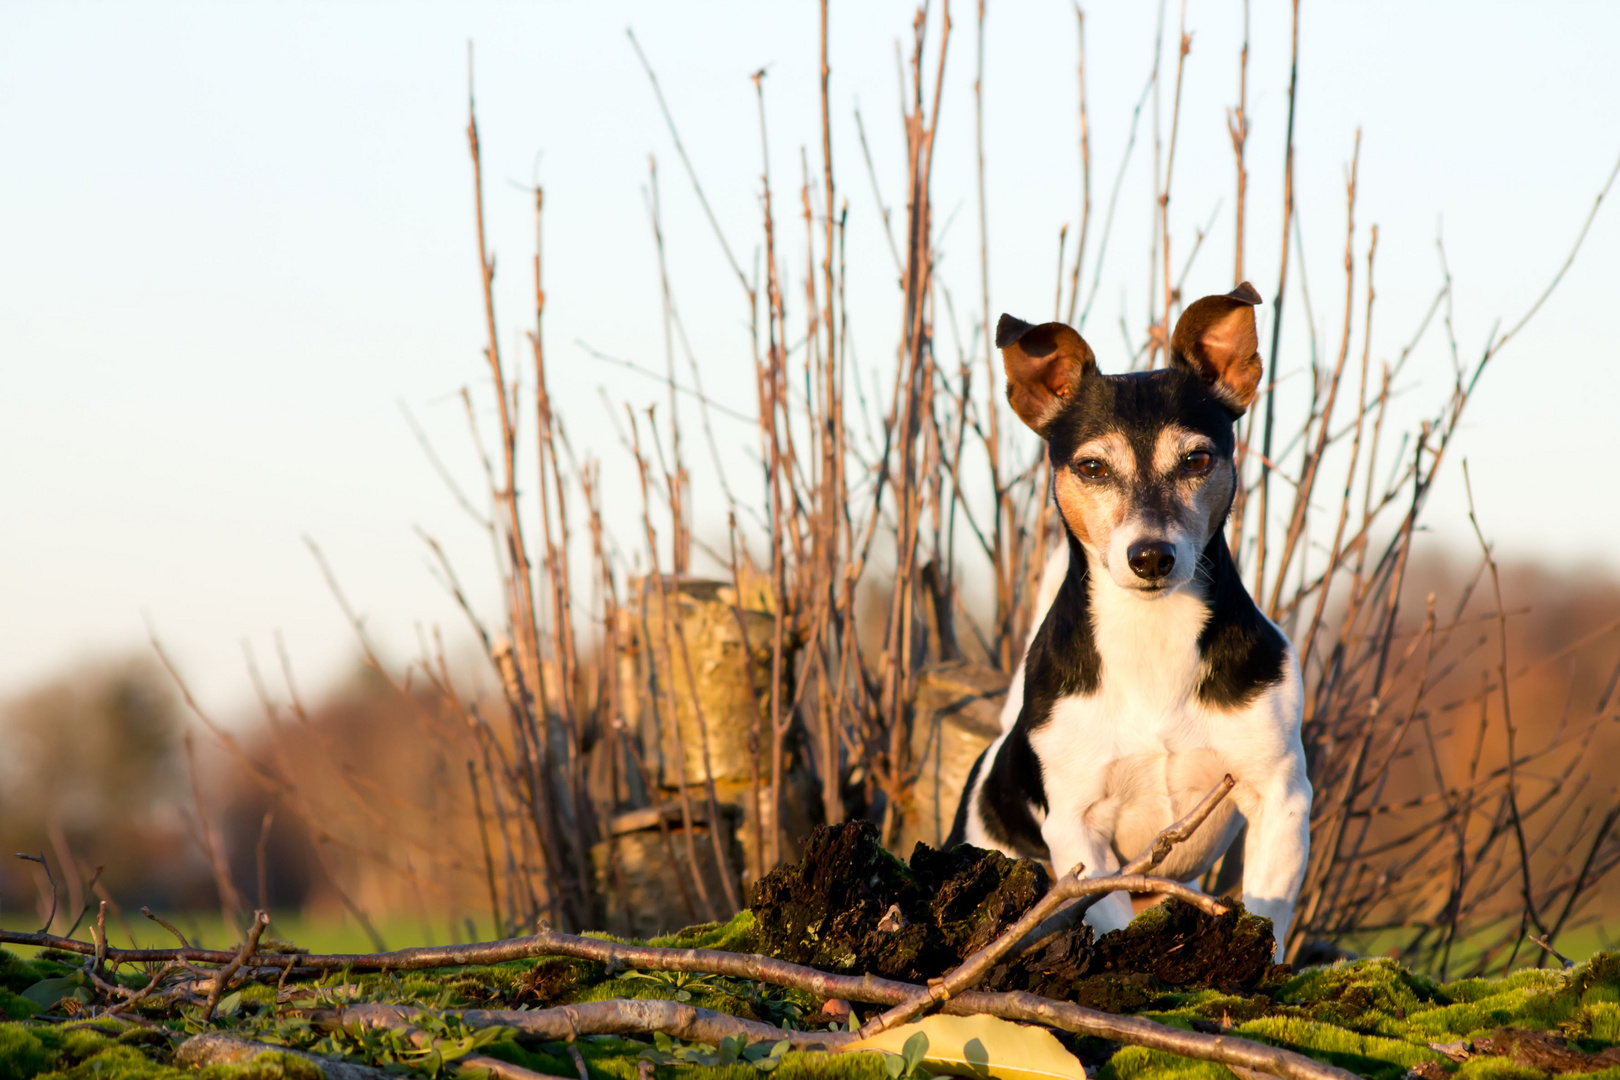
2,1,1617,712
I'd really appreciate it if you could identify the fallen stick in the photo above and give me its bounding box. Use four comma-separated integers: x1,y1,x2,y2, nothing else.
520,928,1352,1080
7,923,1348,1080
318,1000,854,1052
310,1004,575,1080
177,1033,395,1080
104,959,183,1017
204,910,270,1021
310,990,1349,1080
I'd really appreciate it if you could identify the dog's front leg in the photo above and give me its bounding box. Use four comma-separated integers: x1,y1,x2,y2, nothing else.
1041,808,1134,935
1235,754,1312,960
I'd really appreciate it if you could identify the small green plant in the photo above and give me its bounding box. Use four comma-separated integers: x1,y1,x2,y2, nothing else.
880,1032,930,1080
18,973,94,1014
614,969,722,1003
640,1031,792,1072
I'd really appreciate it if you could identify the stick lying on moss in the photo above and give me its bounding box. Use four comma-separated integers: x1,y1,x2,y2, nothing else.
177,1033,396,1080
315,1000,855,1052
204,910,270,1021
514,927,1353,1080
300,1005,566,1080
6,913,1345,1080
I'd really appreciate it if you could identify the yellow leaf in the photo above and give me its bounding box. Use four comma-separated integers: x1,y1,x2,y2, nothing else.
842,1013,1088,1080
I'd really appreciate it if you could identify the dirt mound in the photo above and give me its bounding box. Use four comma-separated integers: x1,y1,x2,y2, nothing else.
748,821,1277,1004
747,819,1049,983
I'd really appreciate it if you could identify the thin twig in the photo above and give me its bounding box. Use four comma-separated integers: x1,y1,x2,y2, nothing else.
203,911,270,1021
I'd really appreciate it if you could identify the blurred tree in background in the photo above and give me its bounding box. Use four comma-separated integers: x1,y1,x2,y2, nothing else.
0,658,202,920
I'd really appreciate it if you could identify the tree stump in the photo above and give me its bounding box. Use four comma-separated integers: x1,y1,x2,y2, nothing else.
895,661,1008,856
612,574,818,922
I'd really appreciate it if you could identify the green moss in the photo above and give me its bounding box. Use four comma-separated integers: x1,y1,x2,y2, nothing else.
744,1053,891,1080
1388,956,1620,1044
200,1050,327,1080
3,934,1613,1080
1444,970,1566,1007
55,1032,115,1062
1099,1045,1236,1080
1454,1056,1547,1080
648,912,758,954
0,956,47,998
1234,1015,1438,1080
486,1032,891,1080
0,1026,55,1080
658,1052,890,1080
1281,958,1443,1011
0,1021,191,1080
1406,993,1540,1042
1581,1002,1620,1046
0,995,37,1022
36,1044,180,1080
1570,955,1620,1004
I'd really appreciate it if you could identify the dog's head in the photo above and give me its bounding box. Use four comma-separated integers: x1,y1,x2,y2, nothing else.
998,283,1263,597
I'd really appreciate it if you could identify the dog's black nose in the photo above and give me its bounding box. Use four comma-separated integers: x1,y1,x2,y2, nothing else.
1128,541,1176,581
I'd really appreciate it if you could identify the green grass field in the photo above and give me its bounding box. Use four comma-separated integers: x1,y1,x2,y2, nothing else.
0,911,498,959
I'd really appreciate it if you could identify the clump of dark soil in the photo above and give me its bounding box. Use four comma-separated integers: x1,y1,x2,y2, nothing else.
747,818,1049,982
748,821,1278,1004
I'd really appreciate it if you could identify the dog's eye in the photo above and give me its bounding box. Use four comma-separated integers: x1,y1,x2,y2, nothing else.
1181,450,1213,475
1077,459,1109,479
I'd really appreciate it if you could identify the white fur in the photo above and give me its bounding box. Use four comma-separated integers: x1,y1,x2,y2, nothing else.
976,544,1310,960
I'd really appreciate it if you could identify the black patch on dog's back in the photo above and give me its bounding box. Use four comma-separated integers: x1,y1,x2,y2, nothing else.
952,533,1105,862
945,746,988,850
977,725,1050,861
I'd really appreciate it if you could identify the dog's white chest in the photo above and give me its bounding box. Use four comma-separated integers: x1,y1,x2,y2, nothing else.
1026,579,1242,875
1086,572,1210,727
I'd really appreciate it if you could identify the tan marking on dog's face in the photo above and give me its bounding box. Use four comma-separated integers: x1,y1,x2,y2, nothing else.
1054,433,1133,562
1151,425,1204,476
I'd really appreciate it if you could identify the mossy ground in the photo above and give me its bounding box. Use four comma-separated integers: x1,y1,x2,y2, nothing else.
3,835,1616,1080
3,938,1618,1080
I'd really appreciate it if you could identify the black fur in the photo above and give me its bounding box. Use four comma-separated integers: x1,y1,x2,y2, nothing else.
1042,367,1237,485
950,366,1286,854
1195,528,1287,707
946,745,987,848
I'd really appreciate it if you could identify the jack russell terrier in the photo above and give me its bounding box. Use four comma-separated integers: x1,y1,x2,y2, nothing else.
948,283,1310,960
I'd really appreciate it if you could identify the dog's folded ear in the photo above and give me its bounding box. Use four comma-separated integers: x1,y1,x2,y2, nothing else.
1169,281,1264,414
997,313,1097,437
